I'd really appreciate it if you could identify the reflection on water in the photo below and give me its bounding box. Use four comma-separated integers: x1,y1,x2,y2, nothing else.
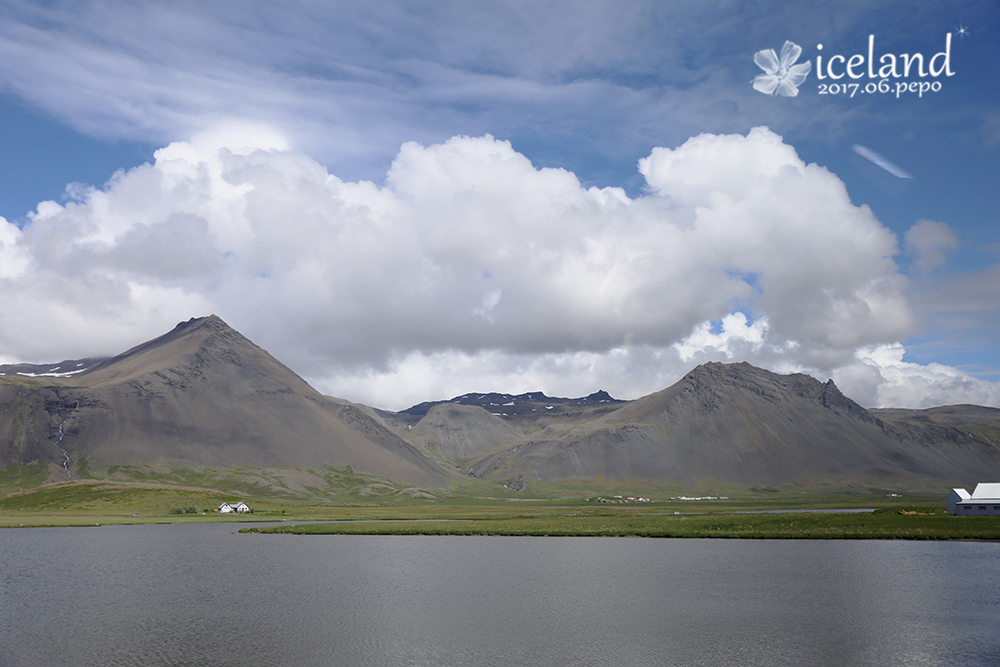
2,524,999,667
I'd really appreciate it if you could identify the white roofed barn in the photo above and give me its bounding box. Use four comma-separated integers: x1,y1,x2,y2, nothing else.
947,484,1000,515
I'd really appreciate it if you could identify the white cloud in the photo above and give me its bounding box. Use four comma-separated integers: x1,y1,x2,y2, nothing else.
834,345,1000,409
0,1,862,185
904,219,958,274
0,126,996,409
310,345,691,412
673,313,768,362
0,217,30,278
639,127,910,365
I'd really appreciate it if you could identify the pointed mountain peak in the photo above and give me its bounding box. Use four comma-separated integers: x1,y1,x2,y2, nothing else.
680,360,760,387
584,390,616,402
178,313,225,328
684,360,798,381
169,314,239,337
79,315,270,388
670,361,869,417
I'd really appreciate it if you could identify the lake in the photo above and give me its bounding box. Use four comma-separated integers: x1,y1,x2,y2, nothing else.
2,523,998,666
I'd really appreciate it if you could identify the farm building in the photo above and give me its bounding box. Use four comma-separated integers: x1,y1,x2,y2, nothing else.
217,501,251,514
947,484,1000,515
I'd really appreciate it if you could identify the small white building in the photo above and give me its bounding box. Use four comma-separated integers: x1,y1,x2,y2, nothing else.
947,484,1000,515
217,501,251,514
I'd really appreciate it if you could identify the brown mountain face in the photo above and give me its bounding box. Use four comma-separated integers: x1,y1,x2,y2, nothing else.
407,403,525,462
4,320,1000,491
0,316,446,487
870,405,1000,446
466,362,1000,487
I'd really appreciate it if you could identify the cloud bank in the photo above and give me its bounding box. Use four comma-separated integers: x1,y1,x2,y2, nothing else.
1,127,995,410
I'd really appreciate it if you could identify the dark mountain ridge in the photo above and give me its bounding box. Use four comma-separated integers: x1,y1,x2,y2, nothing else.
400,388,626,419
0,316,446,487
3,319,1000,491
465,362,1000,486
0,358,104,379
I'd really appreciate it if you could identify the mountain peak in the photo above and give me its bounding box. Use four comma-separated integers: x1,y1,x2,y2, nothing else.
0,316,447,485
177,313,227,329
615,360,868,424
584,390,615,402
470,359,1000,485
169,314,240,339
681,362,865,415
79,314,257,388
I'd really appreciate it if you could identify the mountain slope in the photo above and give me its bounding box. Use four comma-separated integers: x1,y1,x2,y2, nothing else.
468,362,1000,486
407,403,525,462
400,390,626,420
6,323,1000,491
0,316,446,487
871,405,1000,447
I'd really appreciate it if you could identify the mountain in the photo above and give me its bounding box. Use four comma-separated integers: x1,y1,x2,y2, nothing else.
4,319,1000,492
870,405,1000,446
406,403,525,462
465,362,1000,487
400,389,626,419
0,316,446,487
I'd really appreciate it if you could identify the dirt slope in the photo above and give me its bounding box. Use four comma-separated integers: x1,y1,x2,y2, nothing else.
407,403,525,461
468,362,1000,486
0,316,446,487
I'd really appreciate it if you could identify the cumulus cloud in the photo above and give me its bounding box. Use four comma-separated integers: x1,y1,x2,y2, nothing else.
904,219,958,274
0,126,996,409
673,313,768,363
834,345,1000,409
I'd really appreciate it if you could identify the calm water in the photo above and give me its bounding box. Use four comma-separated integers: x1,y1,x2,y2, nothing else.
2,524,999,667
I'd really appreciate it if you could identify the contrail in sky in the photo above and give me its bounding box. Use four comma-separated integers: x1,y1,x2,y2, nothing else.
852,144,912,179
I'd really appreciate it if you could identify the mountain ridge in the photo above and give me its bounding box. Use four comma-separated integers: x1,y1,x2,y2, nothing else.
464,362,1000,487
0,315,447,487
3,317,1000,491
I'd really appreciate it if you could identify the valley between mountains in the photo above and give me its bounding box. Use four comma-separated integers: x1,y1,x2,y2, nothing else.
2,315,1000,497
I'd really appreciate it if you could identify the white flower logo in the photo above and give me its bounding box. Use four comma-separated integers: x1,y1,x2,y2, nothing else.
752,40,811,97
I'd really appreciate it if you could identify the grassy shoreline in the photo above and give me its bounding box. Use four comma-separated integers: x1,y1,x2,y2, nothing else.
4,477,999,539
238,508,1000,540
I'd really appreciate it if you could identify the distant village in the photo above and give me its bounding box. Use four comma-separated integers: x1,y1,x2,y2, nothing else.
589,495,652,504
587,495,730,504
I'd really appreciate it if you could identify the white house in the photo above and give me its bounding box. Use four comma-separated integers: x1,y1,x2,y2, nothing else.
217,501,251,514
947,484,1000,515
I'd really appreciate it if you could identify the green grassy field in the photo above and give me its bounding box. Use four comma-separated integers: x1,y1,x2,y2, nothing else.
2,469,998,539
240,506,1000,540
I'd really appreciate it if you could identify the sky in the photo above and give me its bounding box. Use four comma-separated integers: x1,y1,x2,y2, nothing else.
0,0,998,411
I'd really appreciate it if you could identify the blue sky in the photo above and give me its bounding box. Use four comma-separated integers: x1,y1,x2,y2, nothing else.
0,1,997,409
